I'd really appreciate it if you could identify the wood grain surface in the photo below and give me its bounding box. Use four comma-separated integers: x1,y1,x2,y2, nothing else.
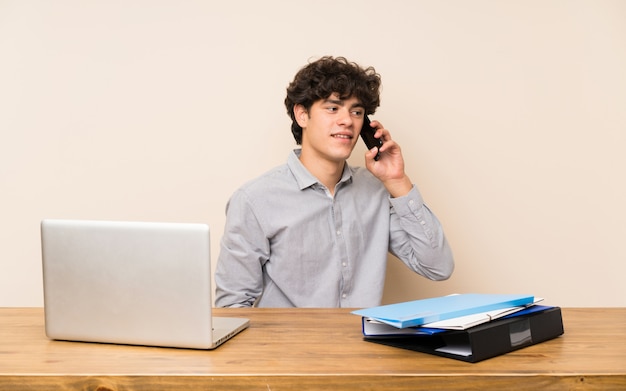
1,307,625,390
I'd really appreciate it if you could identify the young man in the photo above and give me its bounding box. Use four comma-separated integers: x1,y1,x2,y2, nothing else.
214,56,454,308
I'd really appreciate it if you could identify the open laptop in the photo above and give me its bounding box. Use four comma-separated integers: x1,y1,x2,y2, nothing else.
40,219,249,349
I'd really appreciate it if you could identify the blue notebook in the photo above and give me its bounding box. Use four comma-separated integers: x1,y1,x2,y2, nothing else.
352,293,535,329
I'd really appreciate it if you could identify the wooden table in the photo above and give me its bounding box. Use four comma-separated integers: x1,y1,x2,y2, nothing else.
1,307,625,390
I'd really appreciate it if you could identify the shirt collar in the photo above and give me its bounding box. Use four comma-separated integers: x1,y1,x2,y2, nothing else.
287,149,353,191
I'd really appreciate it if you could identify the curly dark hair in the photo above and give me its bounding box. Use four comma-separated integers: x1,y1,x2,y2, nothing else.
285,56,382,144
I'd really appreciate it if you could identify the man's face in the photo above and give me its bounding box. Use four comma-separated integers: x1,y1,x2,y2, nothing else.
297,94,365,164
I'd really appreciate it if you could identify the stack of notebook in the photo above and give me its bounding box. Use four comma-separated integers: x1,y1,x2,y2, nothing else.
352,294,564,363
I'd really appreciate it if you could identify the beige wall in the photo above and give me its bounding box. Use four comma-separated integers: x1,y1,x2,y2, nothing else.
1,0,624,307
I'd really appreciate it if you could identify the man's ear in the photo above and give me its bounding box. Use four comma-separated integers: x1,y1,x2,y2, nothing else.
294,104,309,128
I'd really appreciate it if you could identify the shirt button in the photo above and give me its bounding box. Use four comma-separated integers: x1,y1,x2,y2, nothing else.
342,262,347,267
336,230,341,236
342,294,347,299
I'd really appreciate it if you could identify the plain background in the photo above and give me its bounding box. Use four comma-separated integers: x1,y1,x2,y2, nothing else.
1,0,624,307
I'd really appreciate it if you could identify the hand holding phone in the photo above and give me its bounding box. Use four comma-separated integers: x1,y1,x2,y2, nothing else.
360,116,382,161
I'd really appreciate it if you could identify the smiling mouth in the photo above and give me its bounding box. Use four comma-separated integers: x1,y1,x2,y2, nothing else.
332,134,353,140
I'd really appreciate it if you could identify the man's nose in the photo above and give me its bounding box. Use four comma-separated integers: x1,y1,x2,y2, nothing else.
337,109,353,126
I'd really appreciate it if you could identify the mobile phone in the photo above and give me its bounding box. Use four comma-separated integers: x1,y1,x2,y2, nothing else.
360,116,382,161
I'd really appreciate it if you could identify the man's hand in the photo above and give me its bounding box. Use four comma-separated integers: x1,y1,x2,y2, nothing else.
364,120,413,198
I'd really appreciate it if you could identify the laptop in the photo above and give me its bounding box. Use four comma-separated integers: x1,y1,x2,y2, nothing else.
40,219,249,349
